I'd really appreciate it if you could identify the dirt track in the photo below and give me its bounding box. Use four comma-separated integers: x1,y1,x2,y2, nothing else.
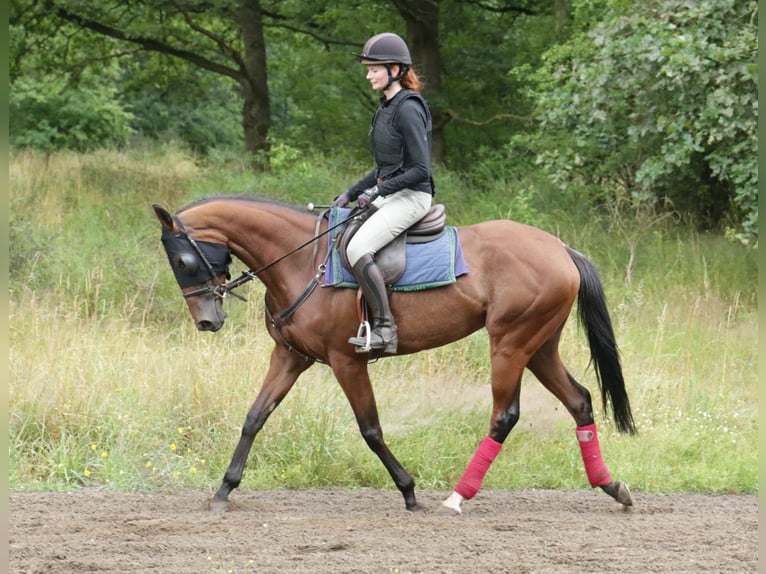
9,488,757,573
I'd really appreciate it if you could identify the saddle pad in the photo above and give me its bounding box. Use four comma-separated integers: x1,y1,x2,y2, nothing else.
324,207,469,292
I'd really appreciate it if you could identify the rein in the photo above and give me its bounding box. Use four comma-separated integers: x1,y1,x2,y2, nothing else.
180,206,361,301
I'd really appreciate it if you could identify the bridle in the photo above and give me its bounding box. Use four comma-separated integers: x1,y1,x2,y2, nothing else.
172,207,361,303
164,204,371,365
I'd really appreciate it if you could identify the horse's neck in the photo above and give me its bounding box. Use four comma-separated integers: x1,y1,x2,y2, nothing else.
211,202,319,295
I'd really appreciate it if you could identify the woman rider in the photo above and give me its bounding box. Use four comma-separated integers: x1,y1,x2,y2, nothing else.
333,32,434,354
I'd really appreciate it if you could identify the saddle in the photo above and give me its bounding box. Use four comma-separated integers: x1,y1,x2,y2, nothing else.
337,204,447,285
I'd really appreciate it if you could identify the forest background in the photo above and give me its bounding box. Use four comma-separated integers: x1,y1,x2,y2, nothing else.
9,0,758,495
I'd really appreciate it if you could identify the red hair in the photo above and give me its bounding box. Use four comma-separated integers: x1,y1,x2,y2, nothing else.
399,67,423,93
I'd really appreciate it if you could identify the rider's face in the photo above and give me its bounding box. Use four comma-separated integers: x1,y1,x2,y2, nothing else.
365,64,397,91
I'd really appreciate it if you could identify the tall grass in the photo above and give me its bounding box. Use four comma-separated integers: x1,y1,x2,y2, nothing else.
9,147,757,495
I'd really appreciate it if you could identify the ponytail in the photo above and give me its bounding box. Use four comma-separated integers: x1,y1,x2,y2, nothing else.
399,67,423,93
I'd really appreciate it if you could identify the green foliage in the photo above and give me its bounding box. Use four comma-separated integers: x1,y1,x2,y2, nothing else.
438,3,562,168
11,0,250,154
9,0,757,242
10,76,135,152
516,0,758,242
119,54,244,153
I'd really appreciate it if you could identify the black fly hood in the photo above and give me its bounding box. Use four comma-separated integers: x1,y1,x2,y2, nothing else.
160,225,232,290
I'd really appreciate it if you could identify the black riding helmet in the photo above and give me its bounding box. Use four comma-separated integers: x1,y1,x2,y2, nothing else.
354,32,411,88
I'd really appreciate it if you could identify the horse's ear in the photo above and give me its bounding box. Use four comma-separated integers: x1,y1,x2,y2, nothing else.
153,204,177,232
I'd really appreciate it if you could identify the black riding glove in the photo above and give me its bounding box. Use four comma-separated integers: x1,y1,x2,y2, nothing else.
357,186,379,209
333,191,352,208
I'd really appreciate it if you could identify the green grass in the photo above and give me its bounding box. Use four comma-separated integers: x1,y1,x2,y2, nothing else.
9,147,757,496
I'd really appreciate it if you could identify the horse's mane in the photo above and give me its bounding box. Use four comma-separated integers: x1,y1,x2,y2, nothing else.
177,194,308,215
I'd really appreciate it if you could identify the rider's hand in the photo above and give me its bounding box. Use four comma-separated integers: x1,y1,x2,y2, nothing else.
332,191,351,208
357,186,379,209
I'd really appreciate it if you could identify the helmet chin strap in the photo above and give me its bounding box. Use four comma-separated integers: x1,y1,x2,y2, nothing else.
385,64,409,88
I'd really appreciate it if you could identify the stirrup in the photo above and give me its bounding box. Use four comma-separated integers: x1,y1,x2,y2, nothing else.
349,325,398,354
349,320,372,352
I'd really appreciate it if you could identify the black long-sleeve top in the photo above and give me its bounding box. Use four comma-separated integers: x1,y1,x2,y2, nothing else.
348,91,433,198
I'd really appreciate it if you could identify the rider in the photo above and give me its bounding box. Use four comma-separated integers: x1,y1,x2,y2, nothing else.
333,32,434,355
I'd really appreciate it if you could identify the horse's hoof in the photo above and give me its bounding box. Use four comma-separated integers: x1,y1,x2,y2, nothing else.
436,502,462,516
437,491,464,515
601,481,633,507
208,496,229,513
614,481,633,506
406,502,426,512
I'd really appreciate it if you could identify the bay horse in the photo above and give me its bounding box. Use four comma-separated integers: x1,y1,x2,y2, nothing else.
153,195,636,514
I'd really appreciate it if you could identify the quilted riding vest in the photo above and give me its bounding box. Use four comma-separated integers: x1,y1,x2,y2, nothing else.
369,89,432,182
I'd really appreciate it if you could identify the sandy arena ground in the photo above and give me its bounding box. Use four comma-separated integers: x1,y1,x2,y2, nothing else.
9,487,758,573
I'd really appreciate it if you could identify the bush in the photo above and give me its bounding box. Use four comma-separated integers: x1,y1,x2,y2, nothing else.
10,76,134,152
516,0,758,243
122,72,243,154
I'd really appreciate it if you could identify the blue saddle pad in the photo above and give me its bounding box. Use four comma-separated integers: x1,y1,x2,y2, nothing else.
324,207,469,292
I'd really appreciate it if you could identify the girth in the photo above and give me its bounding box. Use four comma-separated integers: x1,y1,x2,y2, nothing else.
337,203,447,285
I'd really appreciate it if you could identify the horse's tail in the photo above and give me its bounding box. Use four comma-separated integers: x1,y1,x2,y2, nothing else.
566,246,636,435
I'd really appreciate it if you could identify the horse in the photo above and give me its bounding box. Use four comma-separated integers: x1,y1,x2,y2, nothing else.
153,195,636,514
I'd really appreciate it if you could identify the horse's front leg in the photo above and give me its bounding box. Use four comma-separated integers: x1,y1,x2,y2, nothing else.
331,356,421,511
210,345,313,512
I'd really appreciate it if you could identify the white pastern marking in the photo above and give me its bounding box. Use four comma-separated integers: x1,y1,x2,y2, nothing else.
441,491,465,514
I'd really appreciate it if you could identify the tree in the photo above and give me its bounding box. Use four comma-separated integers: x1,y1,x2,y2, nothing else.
11,0,561,169
392,0,445,162
16,0,271,159
432,0,554,167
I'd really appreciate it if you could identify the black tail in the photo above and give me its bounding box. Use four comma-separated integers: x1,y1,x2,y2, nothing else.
566,247,636,435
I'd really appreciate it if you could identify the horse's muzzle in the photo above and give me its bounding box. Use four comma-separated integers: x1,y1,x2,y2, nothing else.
192,299,227,332
197,319,224,332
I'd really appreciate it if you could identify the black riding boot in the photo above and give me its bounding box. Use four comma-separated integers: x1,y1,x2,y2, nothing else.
348,254,398,354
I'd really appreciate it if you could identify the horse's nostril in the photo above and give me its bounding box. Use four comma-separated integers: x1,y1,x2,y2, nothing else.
197,320,216,331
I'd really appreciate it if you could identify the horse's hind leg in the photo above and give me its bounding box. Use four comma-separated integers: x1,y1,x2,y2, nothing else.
527,338,633,506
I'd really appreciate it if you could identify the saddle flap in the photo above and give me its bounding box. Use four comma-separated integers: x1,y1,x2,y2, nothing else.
337,214,365,273
338,216,405,285
375,234,407,285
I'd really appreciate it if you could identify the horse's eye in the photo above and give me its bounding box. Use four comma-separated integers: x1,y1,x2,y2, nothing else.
174,252,199,274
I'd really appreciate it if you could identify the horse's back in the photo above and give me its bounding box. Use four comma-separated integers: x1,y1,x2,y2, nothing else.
457,219,578,281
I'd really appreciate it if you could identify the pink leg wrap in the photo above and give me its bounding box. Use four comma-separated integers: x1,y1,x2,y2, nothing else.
576,423,612,487
454,436,503,500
